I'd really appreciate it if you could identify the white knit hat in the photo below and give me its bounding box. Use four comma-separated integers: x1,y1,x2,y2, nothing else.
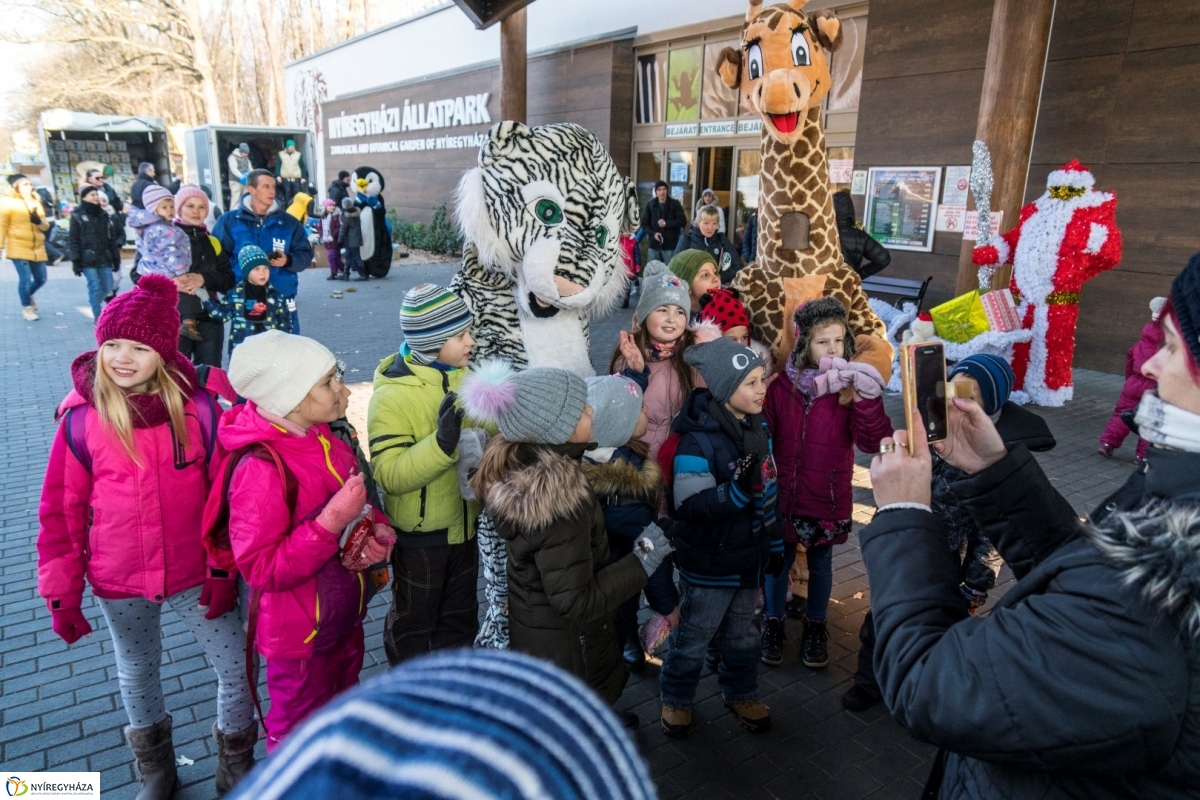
228,330,337,416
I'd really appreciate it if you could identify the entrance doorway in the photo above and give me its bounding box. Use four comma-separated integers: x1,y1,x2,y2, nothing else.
695,146,733,234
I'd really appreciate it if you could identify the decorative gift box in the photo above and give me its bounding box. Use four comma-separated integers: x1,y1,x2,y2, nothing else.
981,289,1021,332
930,290,991,343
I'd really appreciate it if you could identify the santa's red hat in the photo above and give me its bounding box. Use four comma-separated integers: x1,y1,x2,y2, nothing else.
1046,159,1095,191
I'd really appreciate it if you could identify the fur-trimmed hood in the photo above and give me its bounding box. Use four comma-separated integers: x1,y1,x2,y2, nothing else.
484,441,594,533
581,454,662,504
1086,501,1200,642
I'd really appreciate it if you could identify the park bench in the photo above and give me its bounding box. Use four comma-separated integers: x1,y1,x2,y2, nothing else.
862,274,933,311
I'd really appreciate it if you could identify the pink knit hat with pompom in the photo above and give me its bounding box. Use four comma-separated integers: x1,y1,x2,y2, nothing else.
95,274,182,364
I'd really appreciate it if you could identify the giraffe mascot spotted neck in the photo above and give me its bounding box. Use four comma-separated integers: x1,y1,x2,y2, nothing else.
718,0,892,380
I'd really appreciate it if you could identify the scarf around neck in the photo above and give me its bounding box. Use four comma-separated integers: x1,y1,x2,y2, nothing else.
647,340,676,362
70,351,198,429
1135,392,1200,453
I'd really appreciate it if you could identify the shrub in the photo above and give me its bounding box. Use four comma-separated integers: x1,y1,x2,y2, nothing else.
387,204,463,256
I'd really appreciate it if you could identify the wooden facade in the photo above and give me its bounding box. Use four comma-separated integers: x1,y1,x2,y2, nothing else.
852,0,1200,373
321,36,634,224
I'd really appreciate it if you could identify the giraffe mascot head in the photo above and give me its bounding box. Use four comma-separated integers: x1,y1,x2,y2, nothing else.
717,0,892,384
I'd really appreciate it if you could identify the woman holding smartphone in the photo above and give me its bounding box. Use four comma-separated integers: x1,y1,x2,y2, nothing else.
861,255,1200,798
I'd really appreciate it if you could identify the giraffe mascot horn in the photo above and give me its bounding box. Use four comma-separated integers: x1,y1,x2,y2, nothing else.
717,0,893,386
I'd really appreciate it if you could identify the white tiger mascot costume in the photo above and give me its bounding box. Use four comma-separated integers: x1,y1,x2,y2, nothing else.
451,121,639,648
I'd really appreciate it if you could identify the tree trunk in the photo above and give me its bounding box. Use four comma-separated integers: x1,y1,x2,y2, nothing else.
955,0,1056,294
180,0,222,124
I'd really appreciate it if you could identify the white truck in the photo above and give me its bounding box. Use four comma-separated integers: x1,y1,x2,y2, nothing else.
183,125,316,214
37,110,171,212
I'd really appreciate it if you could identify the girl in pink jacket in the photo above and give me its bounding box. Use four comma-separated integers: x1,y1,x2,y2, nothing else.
222,329,394,752
37,275,256,800
761,298,891,672
609,263,700,462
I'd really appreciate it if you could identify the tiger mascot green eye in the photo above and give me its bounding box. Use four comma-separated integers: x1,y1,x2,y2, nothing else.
450,122,640,377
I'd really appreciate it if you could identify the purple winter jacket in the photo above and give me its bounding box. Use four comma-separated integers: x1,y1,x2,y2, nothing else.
764,377,893,525
128,206,191,278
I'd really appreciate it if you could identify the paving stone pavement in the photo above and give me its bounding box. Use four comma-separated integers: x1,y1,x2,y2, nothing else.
1,260,1136,799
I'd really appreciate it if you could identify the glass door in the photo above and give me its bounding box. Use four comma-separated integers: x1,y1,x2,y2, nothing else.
734,148,762,254
666,150,695,221
635,151,664,213
696,146,734,234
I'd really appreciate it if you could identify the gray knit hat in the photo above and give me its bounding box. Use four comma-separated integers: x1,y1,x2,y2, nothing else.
461,360,589,445
586,375,643,448
635,262,691,324
684,337,764,404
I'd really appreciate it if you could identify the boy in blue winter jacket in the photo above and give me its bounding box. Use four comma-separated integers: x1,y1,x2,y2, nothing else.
204,246,291,354
660,337,782,739
211,169,312,333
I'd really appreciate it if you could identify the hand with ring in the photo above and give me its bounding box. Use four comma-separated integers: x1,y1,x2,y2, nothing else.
870,415,933,508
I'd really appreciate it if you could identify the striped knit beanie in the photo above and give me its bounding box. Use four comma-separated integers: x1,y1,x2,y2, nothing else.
227,649,656,800
949,354,1015,416
400,283,473,365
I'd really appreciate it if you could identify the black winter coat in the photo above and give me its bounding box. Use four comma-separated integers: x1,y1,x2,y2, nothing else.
130,169,157,210
175,223,236,295
833,192,890,279
326,179,349,207
861,444,1200,799
485,440,647,704
672,225,744,283
68,203,121,269
339,209,363,248
741,210,757,263
642,197,686,251
671,389,779,588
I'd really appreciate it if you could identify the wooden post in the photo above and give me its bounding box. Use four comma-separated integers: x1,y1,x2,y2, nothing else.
500,7,528,123
955,0,1055,295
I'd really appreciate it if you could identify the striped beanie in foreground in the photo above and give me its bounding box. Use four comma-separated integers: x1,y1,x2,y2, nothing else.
400,283,473,365
228,649,657,800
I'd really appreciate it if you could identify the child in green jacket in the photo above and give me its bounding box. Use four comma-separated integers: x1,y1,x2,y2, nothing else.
368,284,485,665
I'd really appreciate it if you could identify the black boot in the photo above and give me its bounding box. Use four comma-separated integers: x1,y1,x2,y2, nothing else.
800,619,829,669
213,721,258,795
841,684,880,712
125,715,178,800
622,632,646,673
760,617,785,666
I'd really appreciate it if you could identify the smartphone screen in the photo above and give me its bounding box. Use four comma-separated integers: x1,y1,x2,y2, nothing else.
912,344,948,442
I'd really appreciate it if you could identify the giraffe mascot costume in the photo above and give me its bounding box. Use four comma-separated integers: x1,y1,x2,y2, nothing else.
718,0,892,379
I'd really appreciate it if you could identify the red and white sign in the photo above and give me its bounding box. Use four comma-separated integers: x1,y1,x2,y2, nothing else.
935,205,965,232
964,209,1003,241
828,159,854,184
943,166,971,207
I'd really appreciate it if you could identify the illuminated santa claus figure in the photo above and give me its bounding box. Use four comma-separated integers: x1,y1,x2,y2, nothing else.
973,160,1122,406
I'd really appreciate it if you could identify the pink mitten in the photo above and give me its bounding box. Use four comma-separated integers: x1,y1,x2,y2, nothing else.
846,362,886,400
817,357,853,394
51,607,92,644
360,523,396,566
316,473,367,534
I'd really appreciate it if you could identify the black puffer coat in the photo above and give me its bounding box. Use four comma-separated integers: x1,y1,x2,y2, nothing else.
861,444,1200,799
833,192,891,280
67,203,121,269
175,223,236,297
485,439,647,704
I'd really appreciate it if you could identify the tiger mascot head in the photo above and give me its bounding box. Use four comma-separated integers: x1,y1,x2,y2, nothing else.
454,122,640,320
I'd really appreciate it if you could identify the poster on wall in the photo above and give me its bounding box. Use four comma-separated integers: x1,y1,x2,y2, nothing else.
666,46,703,122
863,167,941,252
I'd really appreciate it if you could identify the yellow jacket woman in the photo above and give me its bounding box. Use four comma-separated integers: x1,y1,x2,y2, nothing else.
1,175,51,262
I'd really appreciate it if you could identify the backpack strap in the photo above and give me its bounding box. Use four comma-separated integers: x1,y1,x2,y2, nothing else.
62,406,93,473
191,387,219,464
694,431,716,467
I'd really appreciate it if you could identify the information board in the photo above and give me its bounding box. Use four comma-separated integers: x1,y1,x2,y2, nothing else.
863,167,942,252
